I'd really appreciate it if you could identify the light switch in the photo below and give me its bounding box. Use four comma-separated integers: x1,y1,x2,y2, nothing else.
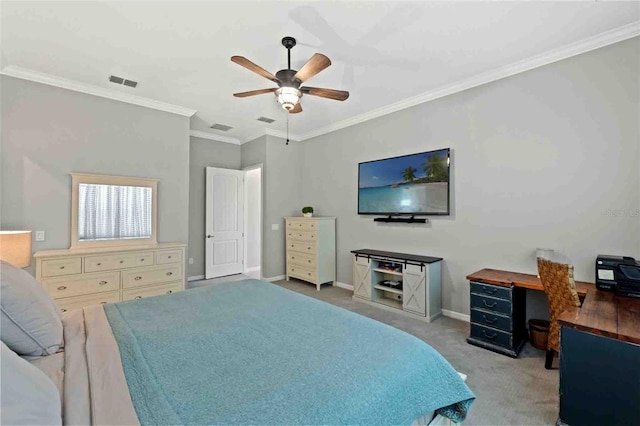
271,224,280,231
35,231,45,241
188,258,194,265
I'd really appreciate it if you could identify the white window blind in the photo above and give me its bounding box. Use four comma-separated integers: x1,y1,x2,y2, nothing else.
78,183,152,241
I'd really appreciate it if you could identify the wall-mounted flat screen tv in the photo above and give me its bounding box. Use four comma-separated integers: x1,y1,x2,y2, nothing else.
358,148,450,215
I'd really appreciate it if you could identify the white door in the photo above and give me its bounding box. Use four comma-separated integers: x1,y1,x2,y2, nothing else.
205,167,245,279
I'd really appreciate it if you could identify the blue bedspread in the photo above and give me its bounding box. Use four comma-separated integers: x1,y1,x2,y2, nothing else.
105,280,474,425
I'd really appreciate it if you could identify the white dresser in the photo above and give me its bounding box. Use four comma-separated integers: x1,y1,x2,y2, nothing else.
34,243,186,312
285,217,336,291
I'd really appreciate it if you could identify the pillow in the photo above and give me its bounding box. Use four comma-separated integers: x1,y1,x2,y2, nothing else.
0,260,63,356
0,341,62,425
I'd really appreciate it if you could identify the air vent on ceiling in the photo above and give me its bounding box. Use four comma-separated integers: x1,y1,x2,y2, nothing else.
257,116,275,124
210,123,233,132
109,75,138,88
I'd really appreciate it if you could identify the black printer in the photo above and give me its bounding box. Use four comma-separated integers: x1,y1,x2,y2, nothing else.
595,255,640,298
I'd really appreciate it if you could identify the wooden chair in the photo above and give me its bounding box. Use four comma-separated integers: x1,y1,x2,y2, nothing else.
537,258,581,369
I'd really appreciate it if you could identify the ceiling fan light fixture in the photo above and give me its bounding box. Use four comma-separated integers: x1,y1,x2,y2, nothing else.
275,87,301,111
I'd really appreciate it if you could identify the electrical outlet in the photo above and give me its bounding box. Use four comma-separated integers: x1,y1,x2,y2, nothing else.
271,224,280,231
35,231,45,241
188,258,194,265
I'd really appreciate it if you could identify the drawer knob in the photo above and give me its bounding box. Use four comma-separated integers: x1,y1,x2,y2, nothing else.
97,262,102,266
166,290,173,294
166,272,173,276
120,260,124,264
482,315,497,324
57,286,67,291
140,258,145,261
307,247,311,250
482,300,497,309
99,280,108,285
61,308,67,313
307,273,311,276
134,296,142,299
483,287,497,295
291,245,294,248
482,330,497,340
59,266,65,270
134,276,142,281
308,260,311,263
168,256,172,259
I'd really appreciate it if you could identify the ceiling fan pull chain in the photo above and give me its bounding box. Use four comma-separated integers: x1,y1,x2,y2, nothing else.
286,112,290,145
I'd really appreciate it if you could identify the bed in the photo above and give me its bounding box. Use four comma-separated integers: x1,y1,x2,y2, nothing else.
6,272,474,425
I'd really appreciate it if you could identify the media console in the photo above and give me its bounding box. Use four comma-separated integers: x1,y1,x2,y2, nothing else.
351,249,442,322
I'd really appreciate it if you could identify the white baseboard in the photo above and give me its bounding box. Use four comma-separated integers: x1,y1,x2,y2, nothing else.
335,281,354,291
245,266,260,273
263,275,286,282
442,309,470,322
187,275,205,282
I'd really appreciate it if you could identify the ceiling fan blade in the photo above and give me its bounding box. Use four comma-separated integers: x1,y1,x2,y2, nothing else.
293,53,331,83
289,103,302,114
233,88,277,98
301,86,349,101
231,56,279,83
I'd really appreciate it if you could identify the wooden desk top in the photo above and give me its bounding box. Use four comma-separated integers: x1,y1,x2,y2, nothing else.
466,268,594,297
558,290,640,345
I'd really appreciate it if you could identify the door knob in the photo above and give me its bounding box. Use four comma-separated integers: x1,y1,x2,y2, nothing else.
207,235,214,238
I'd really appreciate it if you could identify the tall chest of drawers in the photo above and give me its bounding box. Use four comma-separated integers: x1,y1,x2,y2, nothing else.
285,217,336,291
466,280,527,357
34,243,186,312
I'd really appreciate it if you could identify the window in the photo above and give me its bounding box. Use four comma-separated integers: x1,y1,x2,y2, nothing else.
71,173,158,249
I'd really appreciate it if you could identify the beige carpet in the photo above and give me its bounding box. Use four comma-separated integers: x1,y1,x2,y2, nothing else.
189,278,559,425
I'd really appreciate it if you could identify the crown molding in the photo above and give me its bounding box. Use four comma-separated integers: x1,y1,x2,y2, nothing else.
0,65,197,117
298,21,640,141
264,128,302,142
189,130,240,145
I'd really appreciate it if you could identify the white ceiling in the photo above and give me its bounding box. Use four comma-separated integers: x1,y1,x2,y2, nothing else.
2,1,639,142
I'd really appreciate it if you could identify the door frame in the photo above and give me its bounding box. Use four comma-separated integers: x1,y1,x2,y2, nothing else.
242,163,263,277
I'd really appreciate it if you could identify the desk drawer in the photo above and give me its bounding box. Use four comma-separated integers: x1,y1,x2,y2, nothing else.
122,282,182,301
41,258,82,277
470,323,512,348
287,220,317,231
56,291,120,313
122,264,182,289
155,249,182,265
288,241,317,254
470,293,512,316
470,281,511,301
44,271,120,298
85,252,153,272
471,308,512,332
286,230,317,243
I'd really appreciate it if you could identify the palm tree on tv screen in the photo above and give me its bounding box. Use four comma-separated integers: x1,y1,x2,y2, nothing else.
422,153,448,182
402,166,417,182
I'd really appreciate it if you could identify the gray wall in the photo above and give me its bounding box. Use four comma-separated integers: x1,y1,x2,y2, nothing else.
245,167,261,269
241,135,303,278
188,136,241,277
299,38,640,316
1,75,190,274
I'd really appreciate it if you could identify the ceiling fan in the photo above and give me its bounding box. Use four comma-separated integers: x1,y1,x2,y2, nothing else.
231,36,349,114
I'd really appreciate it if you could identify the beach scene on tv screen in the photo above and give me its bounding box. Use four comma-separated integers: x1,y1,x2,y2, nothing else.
359,149,449,214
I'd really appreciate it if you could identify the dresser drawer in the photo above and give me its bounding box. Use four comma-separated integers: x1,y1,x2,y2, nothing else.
470,323,513,348
470,293,512,316
287,220,317,232
286,230,317,243
470,281,511,301
43,271,120,298
56,291,120,313
122,264,182,289
470,308,512,332
288,241,317,254
122,282,182,301
288,252,317,269
155,249,182,265
287,265,317,283
85,252,154,272
41,258,82,277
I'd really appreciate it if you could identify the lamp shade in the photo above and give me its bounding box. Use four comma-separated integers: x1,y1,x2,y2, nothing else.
0,231,32,268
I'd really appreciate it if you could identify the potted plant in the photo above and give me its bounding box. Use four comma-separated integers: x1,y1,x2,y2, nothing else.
302,206,314,218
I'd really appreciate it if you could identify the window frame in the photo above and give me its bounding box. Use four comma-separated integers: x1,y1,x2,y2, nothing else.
70,173,158,249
